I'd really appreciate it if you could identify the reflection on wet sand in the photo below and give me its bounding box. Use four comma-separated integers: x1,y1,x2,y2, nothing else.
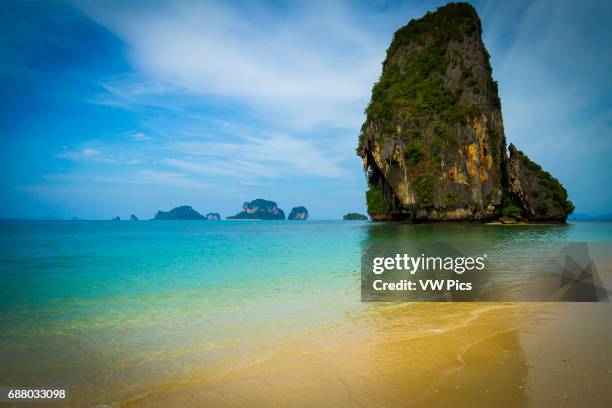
124,303,540,407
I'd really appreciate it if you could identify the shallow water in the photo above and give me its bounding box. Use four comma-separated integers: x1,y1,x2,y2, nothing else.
0,220,610,406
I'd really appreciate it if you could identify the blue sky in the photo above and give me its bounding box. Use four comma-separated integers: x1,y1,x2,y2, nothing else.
1,0,611,219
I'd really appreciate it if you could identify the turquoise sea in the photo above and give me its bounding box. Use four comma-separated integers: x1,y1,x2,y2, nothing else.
1,220,611,406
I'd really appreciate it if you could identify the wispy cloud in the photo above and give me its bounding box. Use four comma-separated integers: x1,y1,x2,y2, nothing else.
162,158,278,180
172,132,349,179
44,169,211,189
73,0,390,130
135,170,209,188
131,132,151,142
58,147,100,159
57,147,116,162
125,159,146,165
57,146,147,165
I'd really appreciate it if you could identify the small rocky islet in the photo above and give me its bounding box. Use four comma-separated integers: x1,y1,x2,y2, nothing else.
153,206,222,221
227,199,285,220
343,213,368,221
288,206,309,220
357,2,573,223
153,205,207,220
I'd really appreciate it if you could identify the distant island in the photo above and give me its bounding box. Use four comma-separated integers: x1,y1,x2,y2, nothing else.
227,199,285,220
130,214,138,221
111,216,120,221
343,213,368,221
356,3,573,223
153,205,206,220
206,213,221,220
288,206,308,220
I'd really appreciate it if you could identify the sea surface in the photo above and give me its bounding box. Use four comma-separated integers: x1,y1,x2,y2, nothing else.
1,220,611,406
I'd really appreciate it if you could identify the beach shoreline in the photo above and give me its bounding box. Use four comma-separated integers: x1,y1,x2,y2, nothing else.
118,293,612,408
118,303,540,407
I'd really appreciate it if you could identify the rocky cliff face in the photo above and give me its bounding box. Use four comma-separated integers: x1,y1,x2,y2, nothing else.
357,2,573,222
506,144,574,221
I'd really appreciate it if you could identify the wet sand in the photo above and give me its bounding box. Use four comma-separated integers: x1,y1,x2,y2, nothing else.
121,266,612,408
522,303,612,407
119,304,534,407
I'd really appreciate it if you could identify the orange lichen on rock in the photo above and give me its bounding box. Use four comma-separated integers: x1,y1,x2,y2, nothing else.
466,144,478,177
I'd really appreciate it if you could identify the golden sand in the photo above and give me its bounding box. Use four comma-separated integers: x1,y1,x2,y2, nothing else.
119,304,532,407
121,267,612,408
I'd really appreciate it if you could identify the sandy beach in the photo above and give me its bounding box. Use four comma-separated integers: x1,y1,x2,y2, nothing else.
123,257,612,407
118,293,612,408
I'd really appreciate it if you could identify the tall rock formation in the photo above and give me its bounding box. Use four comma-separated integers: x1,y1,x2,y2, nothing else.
357,2,573,222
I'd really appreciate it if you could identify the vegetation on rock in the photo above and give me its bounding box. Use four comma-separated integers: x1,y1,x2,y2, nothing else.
228,199,285,220
506,144,573,221
366,183,385,217
154,205,205,220
515,150,574,214
288,206,309,220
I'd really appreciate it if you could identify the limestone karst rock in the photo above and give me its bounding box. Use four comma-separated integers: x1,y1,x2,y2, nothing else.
357,2,572,222
227,199,286,220
153,205,205,220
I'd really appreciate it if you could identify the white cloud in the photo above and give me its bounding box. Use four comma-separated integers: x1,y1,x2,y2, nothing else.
57,148,106,160
170,132,349,179
82,148,101,157
135,170,208,188
73,0,390,130
125,159,146,165
57,145,153,166
162,157,278,179
43,169,210,189
131,132,151,141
